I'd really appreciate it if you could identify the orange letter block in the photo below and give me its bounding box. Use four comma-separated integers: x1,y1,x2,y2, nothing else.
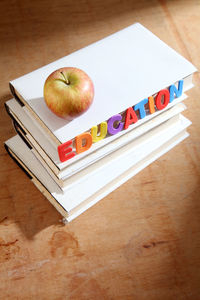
75,132,93,154
148,96,155,114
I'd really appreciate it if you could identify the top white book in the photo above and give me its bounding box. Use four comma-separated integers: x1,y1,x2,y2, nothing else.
10,23,196,144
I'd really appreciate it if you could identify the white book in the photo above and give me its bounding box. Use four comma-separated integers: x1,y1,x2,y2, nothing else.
5,114,191,222
9,23,196,173
10,24,196,178
7,100,188,188
9,23,196,144
6,98,187,182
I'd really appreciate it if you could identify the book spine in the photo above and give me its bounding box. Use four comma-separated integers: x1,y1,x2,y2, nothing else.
4,102,32,150
5,138,68,220
9,83,24,107
12,120,33,150
4,143,32,180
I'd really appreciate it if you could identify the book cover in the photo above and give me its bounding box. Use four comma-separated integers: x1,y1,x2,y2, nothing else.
5,113,191,221
9,23,196,149
6,99,187,182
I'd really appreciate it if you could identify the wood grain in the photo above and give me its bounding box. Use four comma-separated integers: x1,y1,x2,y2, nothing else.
0,0,200,299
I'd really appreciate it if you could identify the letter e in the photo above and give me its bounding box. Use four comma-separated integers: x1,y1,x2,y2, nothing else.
58,140,76,162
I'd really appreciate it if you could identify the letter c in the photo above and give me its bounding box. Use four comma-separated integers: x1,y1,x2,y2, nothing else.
107,114,123,135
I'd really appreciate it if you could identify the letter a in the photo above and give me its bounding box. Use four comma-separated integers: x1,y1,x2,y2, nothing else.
124,107,138,130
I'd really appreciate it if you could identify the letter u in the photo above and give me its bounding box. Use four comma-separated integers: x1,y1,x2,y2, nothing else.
91,122,107,142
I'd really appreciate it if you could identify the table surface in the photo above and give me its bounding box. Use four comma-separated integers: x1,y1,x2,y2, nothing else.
0,0,200,299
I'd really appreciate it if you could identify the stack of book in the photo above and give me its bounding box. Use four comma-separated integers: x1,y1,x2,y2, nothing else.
4,23,196,222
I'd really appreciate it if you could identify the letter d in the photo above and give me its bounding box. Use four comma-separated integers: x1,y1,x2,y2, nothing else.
75,132,93,154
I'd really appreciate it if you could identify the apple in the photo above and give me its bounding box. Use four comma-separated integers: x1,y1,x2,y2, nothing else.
43,67,94,119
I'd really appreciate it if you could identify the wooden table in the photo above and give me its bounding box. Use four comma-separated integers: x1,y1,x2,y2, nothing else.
0,0,200,299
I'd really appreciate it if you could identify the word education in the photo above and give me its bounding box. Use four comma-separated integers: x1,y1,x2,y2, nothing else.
58,80,183,162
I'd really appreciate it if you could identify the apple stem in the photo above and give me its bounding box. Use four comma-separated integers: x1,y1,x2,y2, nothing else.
60,71,70,85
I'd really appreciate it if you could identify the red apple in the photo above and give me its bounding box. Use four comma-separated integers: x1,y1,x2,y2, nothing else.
43,67,94,119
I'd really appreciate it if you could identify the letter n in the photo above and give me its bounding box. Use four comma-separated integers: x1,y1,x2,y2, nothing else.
169,80,183,103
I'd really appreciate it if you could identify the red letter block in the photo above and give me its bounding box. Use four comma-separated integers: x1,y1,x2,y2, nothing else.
58,140,76,162
155,89,170,110
124,107,138,130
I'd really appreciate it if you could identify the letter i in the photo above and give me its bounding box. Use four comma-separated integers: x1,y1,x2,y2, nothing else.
148,96,155,114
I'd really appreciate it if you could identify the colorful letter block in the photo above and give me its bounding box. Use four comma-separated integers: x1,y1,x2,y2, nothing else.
75,132,93,154
107,114,123,135
58,80,184,162
134,98,148,119
148,96,155,114
58,140,76,162
169,80,183,103
124,107,138,130
155,89,170,110
91,122,107,142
